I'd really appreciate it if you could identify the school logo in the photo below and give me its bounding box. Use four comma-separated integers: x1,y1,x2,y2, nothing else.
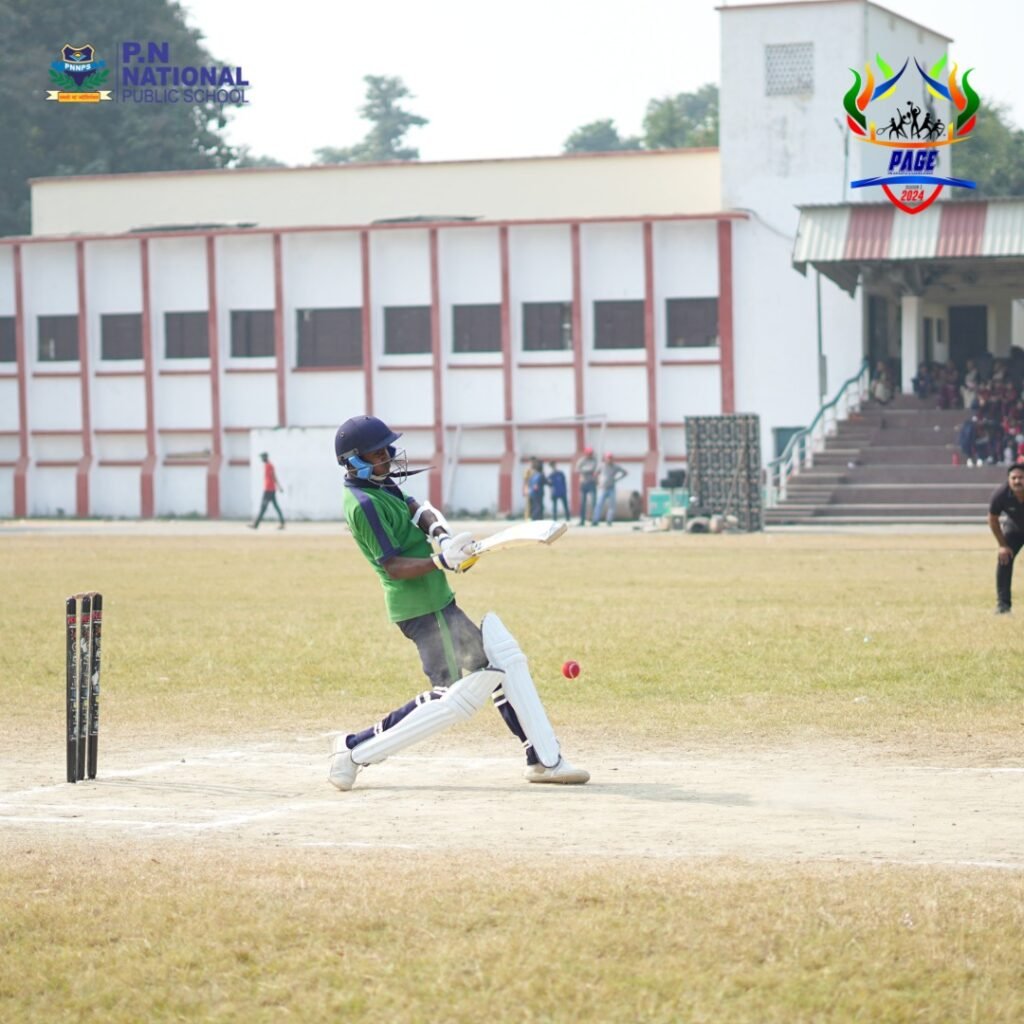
47,43,112,103
842,56,980,214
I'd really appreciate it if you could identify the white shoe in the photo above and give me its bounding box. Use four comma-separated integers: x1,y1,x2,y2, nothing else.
328,734,360,791
524,757,590,785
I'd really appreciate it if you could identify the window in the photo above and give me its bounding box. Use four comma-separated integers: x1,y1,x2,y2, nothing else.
765,42,814,96
522,301,571,352
452,304,501,353
101,314,143,360
666,298,719,348
296,308,362,367
594,300,644,350
38,315,78,361
0,317,14,362
230,310,275,358
384,306,432,355
165,312,209,359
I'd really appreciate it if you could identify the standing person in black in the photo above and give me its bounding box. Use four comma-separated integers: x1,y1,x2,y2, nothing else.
988,463,1024,613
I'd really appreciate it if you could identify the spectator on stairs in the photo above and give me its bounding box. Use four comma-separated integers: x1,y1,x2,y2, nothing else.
937,361,960,410
958,414,977,466
912,362,935,399
961,359,980,410
870,360,894,405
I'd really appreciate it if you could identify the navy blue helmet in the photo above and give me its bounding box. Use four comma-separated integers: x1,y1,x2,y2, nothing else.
335,415,403,479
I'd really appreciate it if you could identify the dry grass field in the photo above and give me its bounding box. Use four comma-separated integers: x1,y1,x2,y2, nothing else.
1,522,1022,1023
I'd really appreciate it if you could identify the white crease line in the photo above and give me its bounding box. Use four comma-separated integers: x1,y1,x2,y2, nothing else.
0,802,218,815
1,815,196,828
1,802,326,833
903,766,1024,774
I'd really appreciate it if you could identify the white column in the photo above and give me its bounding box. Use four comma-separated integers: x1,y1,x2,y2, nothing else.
992,298,1013,357
900,294,922,394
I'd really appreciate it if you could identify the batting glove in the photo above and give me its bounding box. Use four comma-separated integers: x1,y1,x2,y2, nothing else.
431,531,479,574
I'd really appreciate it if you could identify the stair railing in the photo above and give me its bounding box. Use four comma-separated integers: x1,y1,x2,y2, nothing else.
765,359,871,507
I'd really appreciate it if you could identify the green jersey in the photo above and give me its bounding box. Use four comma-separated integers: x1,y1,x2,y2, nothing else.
342,479,454,623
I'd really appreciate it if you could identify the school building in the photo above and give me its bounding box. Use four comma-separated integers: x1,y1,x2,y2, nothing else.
2,0,1021,519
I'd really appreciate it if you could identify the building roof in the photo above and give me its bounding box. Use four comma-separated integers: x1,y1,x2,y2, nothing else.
793,199,1024,293
716,0,952,42
26,148,724,238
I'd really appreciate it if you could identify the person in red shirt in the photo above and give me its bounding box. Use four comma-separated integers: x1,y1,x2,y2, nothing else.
249,451,285,529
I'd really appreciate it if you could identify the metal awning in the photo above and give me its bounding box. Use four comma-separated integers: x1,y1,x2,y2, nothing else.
793,198,1024,296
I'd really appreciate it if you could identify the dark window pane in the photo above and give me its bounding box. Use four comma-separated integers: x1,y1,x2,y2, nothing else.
594,300,644,350
230,310,275,358
165,312,209,358
452,304,501,354
38,315,79,362
296,308,363,367
101,313,143,360
384,306,432,355
0,317,14,362
666,298,719,348
522,301,571,352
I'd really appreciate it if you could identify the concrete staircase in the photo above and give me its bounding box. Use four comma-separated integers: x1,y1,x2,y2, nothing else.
765,394,1005,525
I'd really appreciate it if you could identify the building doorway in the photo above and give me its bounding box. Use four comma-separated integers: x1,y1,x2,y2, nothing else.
949,305,987,368
867,296,890,371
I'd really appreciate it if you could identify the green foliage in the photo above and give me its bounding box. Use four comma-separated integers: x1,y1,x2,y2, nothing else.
563,118,642,153
232,145,287,168
315,74,428,164
563,84,719,155
643,83,719,149
954,100,1024,197
0,0,241,236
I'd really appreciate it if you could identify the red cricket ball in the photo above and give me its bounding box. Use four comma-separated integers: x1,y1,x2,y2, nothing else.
561,660,581,679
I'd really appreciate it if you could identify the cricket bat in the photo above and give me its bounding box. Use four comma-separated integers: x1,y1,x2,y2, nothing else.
470,519,568,556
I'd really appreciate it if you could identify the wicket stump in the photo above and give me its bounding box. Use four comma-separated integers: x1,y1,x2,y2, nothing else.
66,592,102,783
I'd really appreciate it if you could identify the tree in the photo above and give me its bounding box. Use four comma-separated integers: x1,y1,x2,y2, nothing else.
643,84,719,149
563,84,719,156
233,146,287,169
563,119,641,153
953,100,1024,198
315,75,427,164
0,0,240,236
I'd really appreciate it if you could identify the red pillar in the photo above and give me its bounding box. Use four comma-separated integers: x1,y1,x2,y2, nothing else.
570,224,585,509
360,230,373,415
428,229,444,509
718,219,736,414
205,235,222,518
272,233,287,427
12,244,28,517
74,241,93,517
642,222,660,497
498,226,515,514
140,238,157,517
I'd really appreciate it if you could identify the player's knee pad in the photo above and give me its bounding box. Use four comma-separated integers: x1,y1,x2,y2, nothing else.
480,612,561,768
443,668,501,719
351,669,501,766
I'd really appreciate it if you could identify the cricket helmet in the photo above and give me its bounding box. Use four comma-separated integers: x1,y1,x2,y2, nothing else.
335,415,404,479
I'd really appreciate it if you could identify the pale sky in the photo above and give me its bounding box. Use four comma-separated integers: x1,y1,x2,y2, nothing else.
178,0,1022,167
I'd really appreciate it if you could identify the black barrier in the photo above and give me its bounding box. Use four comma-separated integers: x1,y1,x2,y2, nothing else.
684,415,763,531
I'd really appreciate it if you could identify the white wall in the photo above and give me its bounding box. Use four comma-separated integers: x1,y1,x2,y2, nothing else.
721,1,949,233
863,5,950,185
31,150,722,236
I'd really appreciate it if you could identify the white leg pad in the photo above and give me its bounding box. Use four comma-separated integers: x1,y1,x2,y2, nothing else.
481,612,561,768
351,669,501,766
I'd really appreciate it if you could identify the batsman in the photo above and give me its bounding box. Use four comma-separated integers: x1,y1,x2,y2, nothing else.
328,414,590,791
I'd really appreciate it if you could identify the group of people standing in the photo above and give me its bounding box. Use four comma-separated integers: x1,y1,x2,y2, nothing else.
524,448,628,525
